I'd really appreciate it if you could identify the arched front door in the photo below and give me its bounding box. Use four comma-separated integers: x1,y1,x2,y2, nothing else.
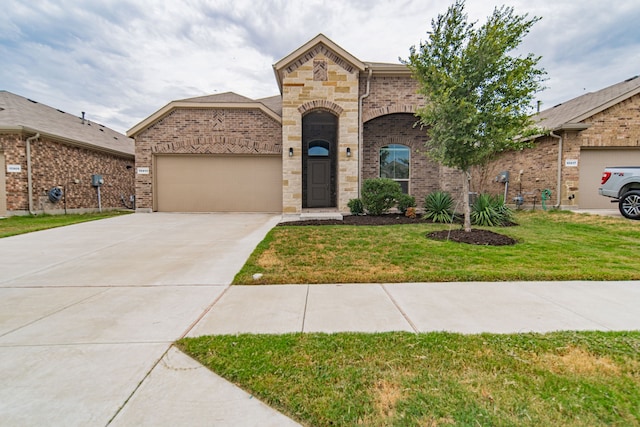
303,111,337,208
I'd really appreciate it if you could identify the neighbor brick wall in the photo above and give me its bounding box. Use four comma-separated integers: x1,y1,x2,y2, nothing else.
475,93,640,208
1,133,134,214
134,107,282,211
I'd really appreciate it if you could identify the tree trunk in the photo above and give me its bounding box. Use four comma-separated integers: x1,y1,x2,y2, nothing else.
462,169,472,232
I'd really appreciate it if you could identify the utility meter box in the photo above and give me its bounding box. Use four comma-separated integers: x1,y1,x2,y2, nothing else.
91,174,104,187
496,171,510,183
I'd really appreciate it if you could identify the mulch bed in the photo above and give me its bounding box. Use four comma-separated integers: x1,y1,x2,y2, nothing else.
279,214,518,246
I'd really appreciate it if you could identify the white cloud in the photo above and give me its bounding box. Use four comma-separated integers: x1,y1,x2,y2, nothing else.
1,0,639,133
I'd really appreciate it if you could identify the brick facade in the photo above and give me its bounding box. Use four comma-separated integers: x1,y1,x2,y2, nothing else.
134,107,282,211
476,93,640,208
1,133,134,214
361,75,425,122
363,113,441,206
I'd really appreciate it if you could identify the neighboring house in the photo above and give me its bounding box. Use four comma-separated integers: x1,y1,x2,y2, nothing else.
0,91,135,216
129,34,461,216
476,75,640,209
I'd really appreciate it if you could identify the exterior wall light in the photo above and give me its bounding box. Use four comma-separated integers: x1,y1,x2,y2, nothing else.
346,147,351,157
289,147,294,157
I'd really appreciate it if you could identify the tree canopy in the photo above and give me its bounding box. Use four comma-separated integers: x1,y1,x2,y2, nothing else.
406,0,546,230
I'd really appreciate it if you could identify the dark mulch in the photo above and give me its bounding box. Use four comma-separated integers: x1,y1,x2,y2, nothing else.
279,214,517,246
427,229,517,246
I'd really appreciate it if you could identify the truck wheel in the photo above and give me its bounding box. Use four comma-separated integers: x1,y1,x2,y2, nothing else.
619,190,640,220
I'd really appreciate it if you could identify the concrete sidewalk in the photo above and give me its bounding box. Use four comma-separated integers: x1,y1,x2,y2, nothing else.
189,281,640,336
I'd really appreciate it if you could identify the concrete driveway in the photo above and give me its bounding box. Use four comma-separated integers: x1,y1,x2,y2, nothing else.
0,213,298,427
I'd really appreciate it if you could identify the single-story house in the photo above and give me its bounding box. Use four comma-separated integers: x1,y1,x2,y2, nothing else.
0,91,135,216
128,33,639,216
128,34,462,217
476,75,640,209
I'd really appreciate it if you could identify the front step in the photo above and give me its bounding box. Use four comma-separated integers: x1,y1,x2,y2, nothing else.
299,212,344,221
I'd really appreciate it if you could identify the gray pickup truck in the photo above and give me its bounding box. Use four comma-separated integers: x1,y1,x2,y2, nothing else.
599,167,640,219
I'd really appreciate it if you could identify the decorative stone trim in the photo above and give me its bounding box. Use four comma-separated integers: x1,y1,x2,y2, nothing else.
363,104,418,123
298,100,344,116
152,136,281,155
285,44,356,75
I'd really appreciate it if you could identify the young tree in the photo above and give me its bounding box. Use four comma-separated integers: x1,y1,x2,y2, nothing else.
406,0,546,231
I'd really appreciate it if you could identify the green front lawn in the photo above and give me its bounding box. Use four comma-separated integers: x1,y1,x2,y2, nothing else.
234,211,640,284
178,331,640,426
0,210,131,238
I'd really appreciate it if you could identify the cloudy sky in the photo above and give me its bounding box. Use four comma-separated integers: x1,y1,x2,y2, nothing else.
1,0,639,134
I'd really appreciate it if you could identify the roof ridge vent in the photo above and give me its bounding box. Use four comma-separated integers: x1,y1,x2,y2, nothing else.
27,98,38,104
624,75,639,82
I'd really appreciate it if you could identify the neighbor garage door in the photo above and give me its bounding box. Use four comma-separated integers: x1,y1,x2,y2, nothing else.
155,155,282,212
580,148,640,208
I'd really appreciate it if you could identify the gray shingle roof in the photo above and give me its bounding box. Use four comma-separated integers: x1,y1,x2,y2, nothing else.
535,75,640,130
177,91,255,104
0,91,134,157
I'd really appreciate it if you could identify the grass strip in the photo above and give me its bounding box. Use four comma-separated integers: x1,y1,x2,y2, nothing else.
0,210,132,238
178,331,640,427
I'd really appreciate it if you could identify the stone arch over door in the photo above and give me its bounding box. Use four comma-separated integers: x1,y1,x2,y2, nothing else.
302,110,338,208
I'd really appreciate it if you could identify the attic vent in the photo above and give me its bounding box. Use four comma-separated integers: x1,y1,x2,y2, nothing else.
113,136,118,140
553,103,562,108
625,75,639,82
57,109,65,113
99,128,104,132
27,98,38,104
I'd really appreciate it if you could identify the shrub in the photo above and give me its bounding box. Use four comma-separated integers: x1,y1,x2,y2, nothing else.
347,198,364,215
397,194,416,214
471,194,513,226
361,178,402,215
405,206,417,219
424,191,455,223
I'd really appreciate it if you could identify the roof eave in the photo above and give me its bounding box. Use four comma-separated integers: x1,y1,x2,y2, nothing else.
127,101,282,137
367,63,412,76
555,123,590,131
1,126,134,158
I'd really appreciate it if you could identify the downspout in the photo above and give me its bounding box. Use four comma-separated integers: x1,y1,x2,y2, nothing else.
26,133,40,215
549,130,562,208
358,66,372,198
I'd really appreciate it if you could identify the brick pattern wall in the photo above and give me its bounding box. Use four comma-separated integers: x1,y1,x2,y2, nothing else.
134,107,282,211
360,75,425,122
363,113,441,206
475,93,640,208
1,133,134,215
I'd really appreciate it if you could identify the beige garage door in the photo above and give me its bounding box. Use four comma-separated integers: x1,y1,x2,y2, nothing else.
155,155,282,212
580,148,640,208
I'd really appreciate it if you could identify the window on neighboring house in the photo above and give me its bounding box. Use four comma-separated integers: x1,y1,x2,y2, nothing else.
380,144,410,193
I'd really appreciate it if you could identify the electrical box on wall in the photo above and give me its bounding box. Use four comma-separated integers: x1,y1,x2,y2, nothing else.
496,171,510,183
91,174,104,187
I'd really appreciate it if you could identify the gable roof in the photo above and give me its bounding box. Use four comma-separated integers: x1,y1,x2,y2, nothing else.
273,33,366,93
127,91,282,137
0,91,134,157
535,75,640,131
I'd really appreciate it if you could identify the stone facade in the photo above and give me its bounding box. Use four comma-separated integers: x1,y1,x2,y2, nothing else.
134,107,282,211
280,52,360,214
1,132,134,214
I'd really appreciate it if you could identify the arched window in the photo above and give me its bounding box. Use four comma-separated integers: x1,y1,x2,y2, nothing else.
380,144,410,193
308,140,330,157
